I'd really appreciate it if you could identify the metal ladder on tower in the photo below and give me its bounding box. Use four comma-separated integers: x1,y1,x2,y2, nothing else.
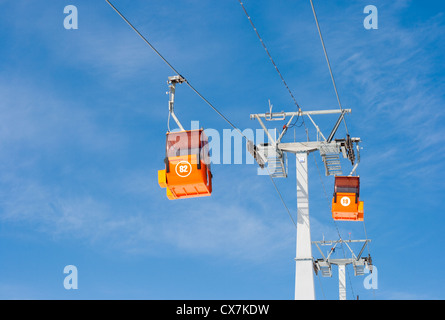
267,150,287,178
321,153,342,176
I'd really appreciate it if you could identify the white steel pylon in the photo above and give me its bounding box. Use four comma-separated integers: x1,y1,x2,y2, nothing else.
249,107,360,300
295,151,314,299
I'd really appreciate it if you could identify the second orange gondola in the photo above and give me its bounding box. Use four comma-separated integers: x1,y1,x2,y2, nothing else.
331,176,364,221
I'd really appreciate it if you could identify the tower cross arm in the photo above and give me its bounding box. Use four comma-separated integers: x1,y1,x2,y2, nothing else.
250,108,351,119
278,141,340,154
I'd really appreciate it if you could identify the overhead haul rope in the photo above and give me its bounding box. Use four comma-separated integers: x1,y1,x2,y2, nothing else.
310,1,376,299
265,166,297,229
238,1,300,109
238,0,305,129
105,0,250,141
309,0,348,135
237,0,307,229
239,0,371,299
106,0,302,230
307,130,357,299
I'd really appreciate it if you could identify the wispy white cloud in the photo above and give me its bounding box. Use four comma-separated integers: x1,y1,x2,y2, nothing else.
382,289,435,300
0,168,295,263
0,75,294,262
0,75,127,154
1,3,444,300
312,5,445,192
0,283,46,300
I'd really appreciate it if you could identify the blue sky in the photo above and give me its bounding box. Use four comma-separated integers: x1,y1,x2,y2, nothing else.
0,0,444,300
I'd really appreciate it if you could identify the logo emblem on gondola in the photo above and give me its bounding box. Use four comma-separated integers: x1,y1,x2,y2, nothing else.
175,160,192,178
340,196,351,207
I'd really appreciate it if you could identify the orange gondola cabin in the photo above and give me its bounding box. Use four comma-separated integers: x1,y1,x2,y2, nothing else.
158,129,212,200
331,176,364,221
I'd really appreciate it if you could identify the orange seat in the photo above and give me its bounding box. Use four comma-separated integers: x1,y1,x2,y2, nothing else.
332,176,364,221
158,129,212,200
